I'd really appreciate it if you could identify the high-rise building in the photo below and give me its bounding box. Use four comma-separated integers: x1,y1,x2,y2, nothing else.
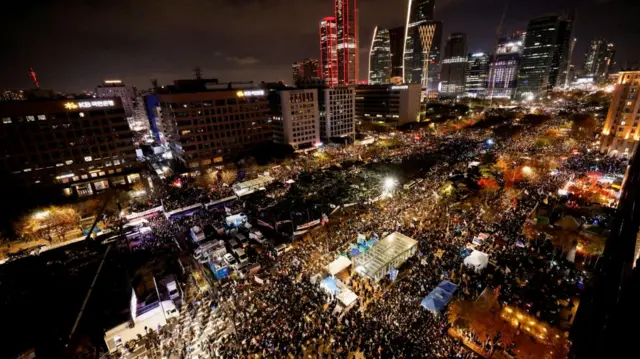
153,79,271,168
269,88,320,149
516,13,575,98
583,38,616,83
440,33,467,96
425,21,443,94
355,84,421,125
403,0,436,85
320,17,339,88
292,59,320,84
599,70,640,158
488,32,525,99
368,27,392,84
389,26,406,80
96,80,135,118
321,86,356,140
465,53,491,97
1,90,24,101
335,0,358,85
0,98,139,196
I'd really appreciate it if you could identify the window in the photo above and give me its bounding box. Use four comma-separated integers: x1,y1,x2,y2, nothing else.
26,116,35,122
37,115,46,120
2,117,11,124
84,156,92,162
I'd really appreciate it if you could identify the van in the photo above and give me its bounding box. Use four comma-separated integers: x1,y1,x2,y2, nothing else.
166,280,180,301
233,248,248,263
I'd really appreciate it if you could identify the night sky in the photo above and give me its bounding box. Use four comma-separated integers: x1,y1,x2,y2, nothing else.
1,0,637,92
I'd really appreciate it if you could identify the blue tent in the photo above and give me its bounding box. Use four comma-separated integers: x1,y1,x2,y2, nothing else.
348,248,360,257
366,238,378,247
421,296,446,313
422,285,456,314
437,280,458,294
429,287,453,303
320,276,341,295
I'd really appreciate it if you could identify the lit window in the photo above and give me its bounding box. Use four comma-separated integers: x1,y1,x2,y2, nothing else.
23,168,32,172
81,174,88,180
84,156,92,162
2,117,11,124
65,160,73,165
26,116,35,122
79,112,85,118
37,115,46,120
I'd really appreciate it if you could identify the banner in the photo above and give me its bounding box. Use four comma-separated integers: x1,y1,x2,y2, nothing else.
125,206,164,221
256,219,274,230
293,229,309,236
296,219,320,231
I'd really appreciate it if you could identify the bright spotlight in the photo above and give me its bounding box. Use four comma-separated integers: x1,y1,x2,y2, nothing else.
384,177,397,190
33,211,50,220
522,166,533,175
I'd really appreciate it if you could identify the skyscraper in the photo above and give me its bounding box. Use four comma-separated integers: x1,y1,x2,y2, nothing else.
599,70,640,158
292,59,320,84
320,17,339,88
440,33,467,95
465,53,490,97
516,13,575,98
583,38,616,83
488,32,525,99
335,0,358,85
403,0,438,87
389,26,406,80
368,27,391,84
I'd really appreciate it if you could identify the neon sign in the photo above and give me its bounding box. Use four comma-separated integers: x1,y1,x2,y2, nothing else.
391,85,408,90
64,100,115,110
236,89,265,97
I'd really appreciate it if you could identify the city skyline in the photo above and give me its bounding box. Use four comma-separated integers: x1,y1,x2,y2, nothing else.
0,0,637,92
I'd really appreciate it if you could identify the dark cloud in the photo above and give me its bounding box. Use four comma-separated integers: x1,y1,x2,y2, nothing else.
0,0,637,92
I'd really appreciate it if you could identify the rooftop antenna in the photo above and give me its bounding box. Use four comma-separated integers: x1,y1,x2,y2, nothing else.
29,67,40,88
488,1,508,106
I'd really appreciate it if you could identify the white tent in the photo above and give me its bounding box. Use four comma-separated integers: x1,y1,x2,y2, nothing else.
464,250,489,272
336,288,358,307
326,256,352,276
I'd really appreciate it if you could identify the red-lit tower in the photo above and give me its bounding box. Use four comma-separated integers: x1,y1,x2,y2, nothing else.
29,67,40,88
335,0,358,85
320,17,338,87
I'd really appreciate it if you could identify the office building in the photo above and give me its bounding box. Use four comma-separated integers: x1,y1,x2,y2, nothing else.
335,0,358,85
269,88,320,149
320,17,339,88
389,26,406,80
292,58,320,84
425,21,443,94
465,53,490,97
1,90,24,101
440,33,467,96
369,27,392,84
599,70,640,158
488,32,525,99
355,84,421,125
321,86,356,140
583,38,616,83
516,13,575,98
403,0,436,85
153,79,271,168
96,80,135,118
0,98,139,196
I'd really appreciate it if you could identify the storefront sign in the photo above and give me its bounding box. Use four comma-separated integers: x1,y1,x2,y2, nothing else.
64,100,115,110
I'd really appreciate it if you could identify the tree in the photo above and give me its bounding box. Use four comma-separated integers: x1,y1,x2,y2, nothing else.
478,177,500,203
221,170,237,185
15,206,80,243
570,114,598,141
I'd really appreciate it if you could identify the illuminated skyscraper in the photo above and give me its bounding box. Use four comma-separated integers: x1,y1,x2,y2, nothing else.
488,32,525,99
320,17,339,87
403,0,438,88
292,58,320,84
335,0,358,85
440,33,467,95
599,70,640,158
389,26,406,80
465,53,490,97
368,27,391,84
516,12,574,98
583,38,616,83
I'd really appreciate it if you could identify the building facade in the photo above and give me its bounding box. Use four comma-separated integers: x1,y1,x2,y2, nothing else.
440,33,467,96
0,98,139,196
389,26,406,80
96,80,135,119
465,53,491,97
516,13,574,98
292,58,320,84
154,80,271,168
320,17,339,88
271,89,320,149
487,32,525,99
369,27,392,84
321,86,356,140
1,90,24,101
355,84,421,125
583,38,616,84
403,0,436,85
335,0,358,85
599,70,640,158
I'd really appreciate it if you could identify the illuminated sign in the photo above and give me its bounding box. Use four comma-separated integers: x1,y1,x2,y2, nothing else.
391,85,408,90
64,100,115,110
236,89,265,97
104,80,122,84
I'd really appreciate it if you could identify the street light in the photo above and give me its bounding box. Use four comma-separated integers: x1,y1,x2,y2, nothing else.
522,166,533,175
384,177,397,190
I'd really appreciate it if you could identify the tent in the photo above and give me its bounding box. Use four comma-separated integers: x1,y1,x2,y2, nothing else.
320,276,340,295
348,248,360,257
464,250,489,272
438,280,458,294
421,296,447,314
336,288,358,307
326,256,352,276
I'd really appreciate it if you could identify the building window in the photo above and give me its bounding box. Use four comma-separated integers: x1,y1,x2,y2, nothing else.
2,117,11,124
26,116,35,122
37,115,46,120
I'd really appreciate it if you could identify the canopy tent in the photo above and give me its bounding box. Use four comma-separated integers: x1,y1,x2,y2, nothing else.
336,288,358,307
464,250,489,272
421,296,447,314
320,276,340,295
226,214,247,227
348,248,360,257
353,232,418,282
326,256,352,276
438,280,458,294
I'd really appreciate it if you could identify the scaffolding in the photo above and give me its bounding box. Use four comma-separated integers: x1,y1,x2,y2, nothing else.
353,232,418,282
